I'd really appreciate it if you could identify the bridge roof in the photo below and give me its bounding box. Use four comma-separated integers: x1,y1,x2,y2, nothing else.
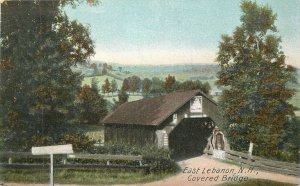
102,90,217,126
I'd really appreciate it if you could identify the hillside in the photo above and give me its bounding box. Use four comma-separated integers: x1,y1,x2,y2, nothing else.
75,62,300,109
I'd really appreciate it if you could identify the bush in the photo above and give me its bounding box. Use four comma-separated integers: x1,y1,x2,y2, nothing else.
93,144,180,173
140,146,180,173
59,134,95,153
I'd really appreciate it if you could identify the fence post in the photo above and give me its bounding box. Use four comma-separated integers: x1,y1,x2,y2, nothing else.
62,157,67,165
8,157,12,164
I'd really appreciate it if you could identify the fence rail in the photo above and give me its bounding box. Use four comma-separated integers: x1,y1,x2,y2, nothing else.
0,151,149,172
205,149,299,176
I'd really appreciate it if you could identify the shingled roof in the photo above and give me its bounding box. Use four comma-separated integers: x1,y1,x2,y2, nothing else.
102,90,216,126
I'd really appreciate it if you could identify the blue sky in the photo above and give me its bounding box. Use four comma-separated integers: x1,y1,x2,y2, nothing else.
65,0,300,67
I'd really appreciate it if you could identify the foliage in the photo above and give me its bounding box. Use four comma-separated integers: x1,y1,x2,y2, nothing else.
142,78,152,96
93,144,180,173
101,78,111,94
94,143,140,155
140,146,180,173
110,79,118,93
163,74,176,93
127,75,142,94
269,116,300,162
0,0,95,150
112,90,129,110
118,90,129,104
30,133,95,153
121,78,130,92
76,85,108,125
216,0,297,157
91,77,99,92
177,80,211,95
58,133,95,153
102,63,108,75
150,77,164,95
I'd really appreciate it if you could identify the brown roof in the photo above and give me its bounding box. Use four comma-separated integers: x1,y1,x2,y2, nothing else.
102,90,216,126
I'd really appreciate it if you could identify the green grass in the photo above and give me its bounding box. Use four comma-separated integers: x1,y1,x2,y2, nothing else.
217,178,297,186
0,167,173,185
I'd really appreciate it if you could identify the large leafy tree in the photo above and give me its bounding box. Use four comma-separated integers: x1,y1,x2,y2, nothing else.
0,0,96,150
216,0,297,156
76,85,107,125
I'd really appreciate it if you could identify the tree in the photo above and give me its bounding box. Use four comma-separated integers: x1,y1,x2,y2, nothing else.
163,74,176,93
110,79,118,95
216,0,296,157
102,63,108,75
91,77,99,92
0,0,96,150
118,90,129,105
112,90,129,110
142,78,152,95
102,78,111,95
128,75,141,94
121,78,130,92
150,77,164,95
201,82,211,95
76,85,107,125
177,80,211,95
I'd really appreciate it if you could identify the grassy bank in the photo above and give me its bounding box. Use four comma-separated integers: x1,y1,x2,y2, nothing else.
218,178,297,186
0,167,173,185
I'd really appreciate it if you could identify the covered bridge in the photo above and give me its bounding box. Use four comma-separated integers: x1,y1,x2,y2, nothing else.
102,90,229,157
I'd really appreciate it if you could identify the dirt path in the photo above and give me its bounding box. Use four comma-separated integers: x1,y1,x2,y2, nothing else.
4,155,299,186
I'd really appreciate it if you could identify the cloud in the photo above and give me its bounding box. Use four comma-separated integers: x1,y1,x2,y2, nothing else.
92,47,217,65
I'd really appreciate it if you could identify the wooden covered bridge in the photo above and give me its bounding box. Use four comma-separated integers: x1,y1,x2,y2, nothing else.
102,90,229,157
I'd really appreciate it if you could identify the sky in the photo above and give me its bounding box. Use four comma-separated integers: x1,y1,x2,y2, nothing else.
65,0,300,67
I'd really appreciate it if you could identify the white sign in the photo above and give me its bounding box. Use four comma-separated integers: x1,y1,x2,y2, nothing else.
31,144,73,155
213,149,225,160
31,144,73,186
190,96,203,113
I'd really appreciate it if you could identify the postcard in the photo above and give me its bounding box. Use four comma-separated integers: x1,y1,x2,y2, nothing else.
0,0,299,186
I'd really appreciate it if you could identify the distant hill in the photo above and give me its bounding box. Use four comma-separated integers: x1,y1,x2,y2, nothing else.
73,62,220,82
74,62,300,109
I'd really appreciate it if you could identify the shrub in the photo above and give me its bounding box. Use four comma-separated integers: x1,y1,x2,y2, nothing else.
59,134,95,153
93,144,180,173
140,146,180,173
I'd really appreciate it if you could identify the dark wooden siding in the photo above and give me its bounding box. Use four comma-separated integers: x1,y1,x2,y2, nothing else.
202,95,225,126
104,124,156,147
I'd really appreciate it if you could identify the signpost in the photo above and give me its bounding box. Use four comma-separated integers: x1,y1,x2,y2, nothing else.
31,144,73,186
